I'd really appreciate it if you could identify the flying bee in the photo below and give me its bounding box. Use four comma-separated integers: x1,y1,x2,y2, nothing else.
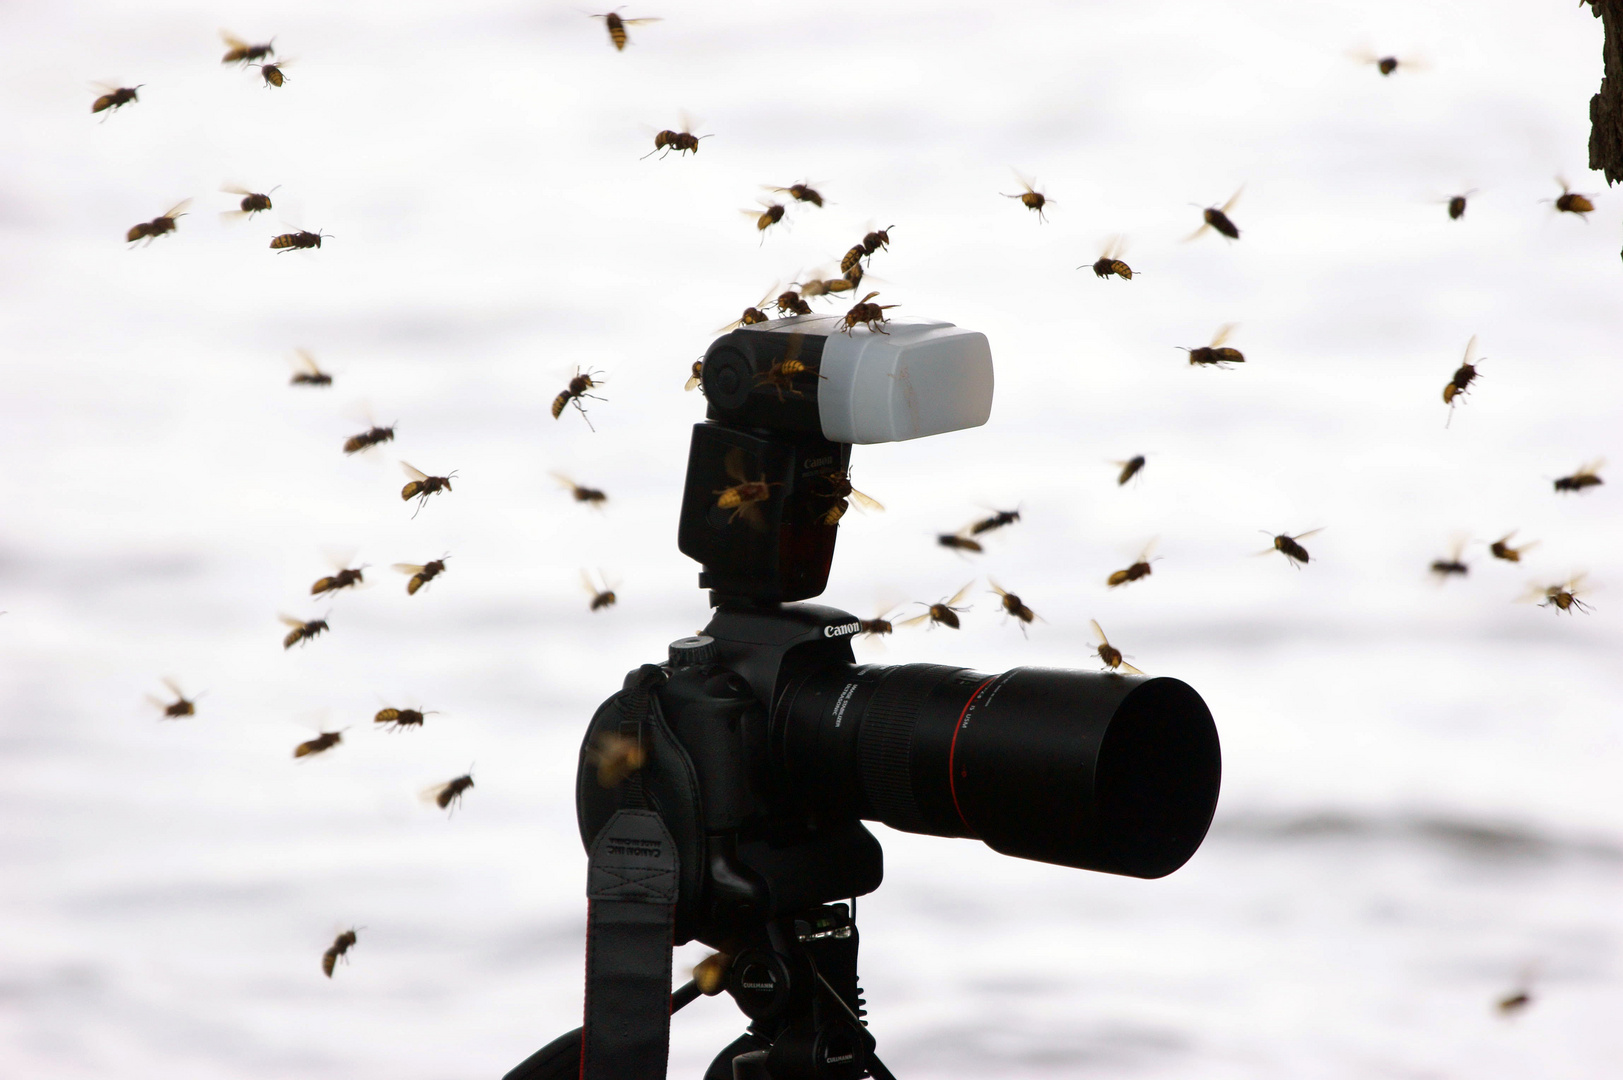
1529,574,1591,614
743,201,786,236
342,422,394,455
968,508,1021,535
685,359,704,392
1001,172,1050,221
311,556,365,596
280,614,329,649
424,772,475,812
774,290,812,317
270,228,331,251
1114,455,1146,486
900,582,975,630
294,730,343,758
765,182,824,207
375,706,435,731
1085,236,1134,280
220,31,275,65
988,580,1038,632
1429,535,1470,579
812,467,883,525
841,292,897,335
714,447,781,528
1090,620,1144,675
289,348,332,386
796,275,831,299
251,60,291,87
754,333,823,401
394,556,448,596
321,929,357,978
822,276,858,296
1497,989,1532,1015
1260,528,1324,567
1181,324,1243,367
1548,178,1595,217
552,367,606,429
552,472,607,506
718,286,779,332
642,113,709,159
582,568,618,611
146,678,198,719
222,184,278,218
1443,335,1483,426
91,83,141,116
692,951,733,996
586,731,645,787
858,604,904,638
1445,189,1476,220
400,462,456,516
1187,188,1243,241
1553,458,1604,493
1107,540,1158,587
839,244,866,277
861,226,893,256
1489,531,1537,562
937,532,984,554
126,200,190,245
591,9,661,51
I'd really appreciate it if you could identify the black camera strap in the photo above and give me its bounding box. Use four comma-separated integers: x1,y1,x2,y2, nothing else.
581,667,678,1080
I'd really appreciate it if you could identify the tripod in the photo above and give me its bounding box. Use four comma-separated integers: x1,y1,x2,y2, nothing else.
503,902,897,1080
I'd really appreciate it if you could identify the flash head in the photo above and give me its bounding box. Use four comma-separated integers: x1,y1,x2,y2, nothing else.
700,315,994,444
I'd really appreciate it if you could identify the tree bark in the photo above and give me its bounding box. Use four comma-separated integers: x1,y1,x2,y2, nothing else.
1590,0,1623,184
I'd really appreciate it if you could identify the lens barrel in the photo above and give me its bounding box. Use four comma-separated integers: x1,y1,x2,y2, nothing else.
777,665,1220,879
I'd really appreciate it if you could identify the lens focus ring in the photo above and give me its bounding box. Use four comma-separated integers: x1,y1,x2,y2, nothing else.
855,672,931,833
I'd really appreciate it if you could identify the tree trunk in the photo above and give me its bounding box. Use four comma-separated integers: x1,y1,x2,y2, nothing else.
1590,0,1623,184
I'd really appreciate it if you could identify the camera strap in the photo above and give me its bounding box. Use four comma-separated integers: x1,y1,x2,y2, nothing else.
581,667,678,1080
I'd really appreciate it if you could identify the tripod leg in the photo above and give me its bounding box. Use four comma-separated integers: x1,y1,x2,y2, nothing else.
501,1028,579,1080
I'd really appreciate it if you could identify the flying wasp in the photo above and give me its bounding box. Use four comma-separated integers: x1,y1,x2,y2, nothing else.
754,333,822,401
765,182,824,207
714,447,781,528
1181,324,1244,367
685,359,704,392
582,569,618,611
126,200,189,245
342,421,394,455
222,184,278,218
643,112,709,159
280,614,329,649
1188,188,1242,241
1548,178,1595,217
587,732,645,787
552,367,606,429
1444,190,1477,220
394,556,448,596
591,9,661,51
1443,335,1482,426
693,951,734,996
400,462,456,516
1489,531,1537,563
1529,574,1591,614
289,348,332,386
774,289,812,317
1086,236,1134,280
968,508,1020,535
270,228,330,251
841,292,897,335
813,467,883,526
988,580,1038,632
1114,455,1147,486
719,286,778,332
425,772,475,812
900,582,974,630
744,201,786,236
91,83,141,116
321,929,356,978
311,556,365,596
1553,459,1604,493
1002,172,1051,221
839,244,866,278
552,472,607,506
250,59,291,87
294,730,343,758
147,678,198,719
220,32,275,65
1107,540,1158,587
937,532,984,554
858,604,904,638
1261,528,1324,567
1091,620,1143,675
1429,535,1470,580
861,226,893,256
375,706,434,731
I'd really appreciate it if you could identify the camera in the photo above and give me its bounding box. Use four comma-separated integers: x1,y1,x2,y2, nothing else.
506,315,1221,1080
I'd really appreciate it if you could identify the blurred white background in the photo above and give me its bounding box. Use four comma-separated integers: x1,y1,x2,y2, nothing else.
1,1,1620,1077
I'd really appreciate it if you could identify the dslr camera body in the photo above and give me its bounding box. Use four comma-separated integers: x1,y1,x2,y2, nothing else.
506,316,1221,1080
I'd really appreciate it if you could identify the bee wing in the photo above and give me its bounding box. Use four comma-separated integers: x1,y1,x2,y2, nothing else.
1010,168,1037,194
896,611,934,628
400,461,428,482
550,470,580,492
987,578,1008,598
1117,660,1145,676
1182,220,1212,243
161,676,186,697
1210,323,1237,348
850,488,885,513
163,199,193,218
1446,532,1470,561
1517,581,1553,605
418,780,455,806
1137,537,1160,562
1462,335,1478,366
946,581,975,608
1089,619,1109,646
1565,572,1590,592
1103,234,1127,259
1292,527,1326,541
855,292,880,305
1579,457,1607,475
622,17,663,25
278,613,308,628
580,568,599,595
1221,186,1244,213
293,348,323,374
676,109,703,133
323,546,359,571
220,30,250,49
392,562,426,575
222,183,254,196
723,447,748,483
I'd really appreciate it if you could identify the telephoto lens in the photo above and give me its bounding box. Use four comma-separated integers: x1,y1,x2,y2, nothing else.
776,664,1221,879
